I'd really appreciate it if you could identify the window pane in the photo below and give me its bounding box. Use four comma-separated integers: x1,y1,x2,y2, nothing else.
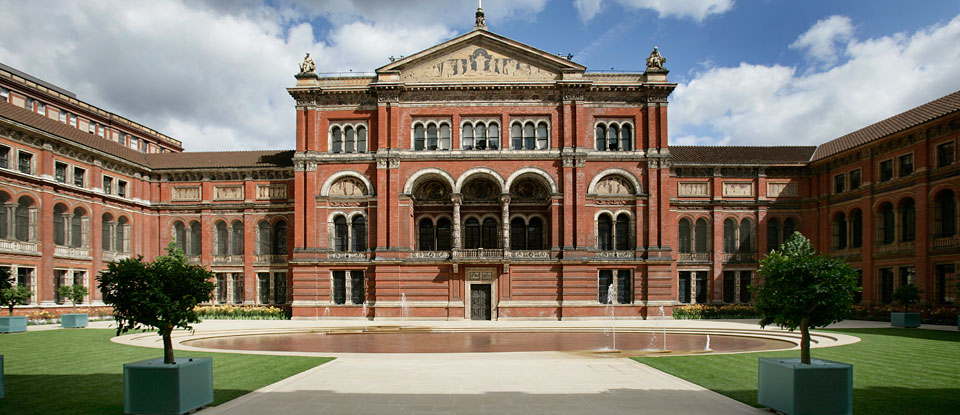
512,124,523,150
475,124,487,150
258,273,270,304
274,273,286,304
344,127,355,153
427,124,438,150
334,216,348,251
439,124,450,150
617,270,631,304
620,124,632,151
461,123,473,150
333,271,346,305
596,125,606,150
739,271,752,303
487,123,499,150
598,270,613,304
615,214,629,250
357,127,367,153
481,218,498,249
351,216,366,251
598,215,612,250
607,125,619,151
523,123,535,150
414,124,425,151
510,218,526,250
694,219,708,253
536,122,548,150
419,219,435,251
332,127,342,153
465,218,480,249
528,217,543,250
350,271,364,305
678,219,691,253
436,218,452,251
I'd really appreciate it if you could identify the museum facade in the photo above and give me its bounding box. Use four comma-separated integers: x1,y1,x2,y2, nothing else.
1,14,958,319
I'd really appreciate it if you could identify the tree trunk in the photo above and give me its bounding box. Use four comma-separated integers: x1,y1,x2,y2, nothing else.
800,316,811,365
162,328,176,364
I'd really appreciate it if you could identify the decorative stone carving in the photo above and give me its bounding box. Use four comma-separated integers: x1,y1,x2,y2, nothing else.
298,53,316,74
767,182,799,198
645,46,666,71
597,251,634,259
329,252,365,260
415,180,450,201
507,250,550,259
401,46,556,82
329,178,367,197
463,178,498,201
214,186,243,201
595,176,634,195
328,202,362,208
594,200,630,205
412,251,450,259
172,186,201,202
722,182,754,197
510,179,547,201
467,270,496,281
678,182,709,197
256,184,287,200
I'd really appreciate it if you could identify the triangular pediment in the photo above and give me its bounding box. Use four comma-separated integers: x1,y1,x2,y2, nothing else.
376,30,585,84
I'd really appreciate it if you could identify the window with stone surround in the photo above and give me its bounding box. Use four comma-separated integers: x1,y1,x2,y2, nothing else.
413,120,451,151
598,269,631,304
330,122,368,154
899,154,914,177
418,216,452,251
849,169,861,190
510,120,549,150
934,190,957,237
596,212,631,251
937,141,955,168
0,145,8,169
55,161,68,183
18,150,32,175
461,120,499,150
332,270,364,305
879,159,894,182
595,121,633,151
834,173,844,193
330,214,365,252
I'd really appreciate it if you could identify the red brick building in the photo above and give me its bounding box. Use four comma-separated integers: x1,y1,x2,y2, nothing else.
1,17,958,320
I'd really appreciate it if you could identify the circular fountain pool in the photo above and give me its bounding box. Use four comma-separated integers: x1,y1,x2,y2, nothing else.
183,329,796,354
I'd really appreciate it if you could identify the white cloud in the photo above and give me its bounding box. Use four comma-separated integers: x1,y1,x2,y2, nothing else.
577,0,734,23
0,0,546,151
670,14,960,147
790,15,854,67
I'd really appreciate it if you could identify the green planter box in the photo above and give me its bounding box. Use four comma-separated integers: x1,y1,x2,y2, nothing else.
758,357,852,415
60,313,88,328
0,316,27,333
123,357,213,414
890,312,920,328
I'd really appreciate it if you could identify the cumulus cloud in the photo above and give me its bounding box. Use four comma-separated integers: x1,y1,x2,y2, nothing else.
0,0,546,151
577,0,734,23
670,14,960,147
790,15,854,67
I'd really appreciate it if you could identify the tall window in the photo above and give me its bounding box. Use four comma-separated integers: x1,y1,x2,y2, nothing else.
102,213,113,251
598,270,632,304
834,174,844,193
723,219,737,253
232,274,243,304
739,271,752,303
464,218,481,249
694,218,708,253
597,214,612,251
851,209,863,248
899,198,916,242
334,216,348,252
481,218,498,249
232,220,244,255
419,218,435,250
258,273,270,304
54,204,68,245
436,218,452,251
189,221,201,256
18,151,32,174
767,218,780,251
15,196,34,242
595,122,633,151
615,214,630,250
173,221,187,253
832,213,847,249
116,217,129,252
258,220,272,255
934,190,957,237
510,217,545,250
331,126,342,153
216,274,227,303
215,221,229,255
678,219,692,253
274,272,286,304
878,203,895,244
937,141,955,168
351,216,366,251
510,217,525,250
738,218,753,253
898,154,913,177
70,207,86,248
273,220,286,254
879,159,894,182
849,169,862,190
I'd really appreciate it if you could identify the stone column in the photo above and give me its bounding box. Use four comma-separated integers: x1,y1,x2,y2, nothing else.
501,194,511,250
451,194,462,249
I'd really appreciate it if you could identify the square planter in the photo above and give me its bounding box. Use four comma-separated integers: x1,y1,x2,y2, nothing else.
60,313,88,328
890,312,920,328
0,316,27,333
758,357,852,415
123,357,213,414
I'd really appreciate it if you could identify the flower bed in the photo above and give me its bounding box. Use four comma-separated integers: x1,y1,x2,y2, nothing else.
195,305,290,320
672,304,760,319
850,305,958,325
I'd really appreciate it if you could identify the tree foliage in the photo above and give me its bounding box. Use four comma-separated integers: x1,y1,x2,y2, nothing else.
0,267,33,316
891,284,921,312
97,243,215,363
754,232,859,364
57,284,89,312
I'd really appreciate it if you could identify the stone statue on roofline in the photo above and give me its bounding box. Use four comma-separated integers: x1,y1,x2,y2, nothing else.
299,53,316,74
645,46,667,72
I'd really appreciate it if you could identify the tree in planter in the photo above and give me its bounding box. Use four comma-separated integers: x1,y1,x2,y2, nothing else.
891,284,921,313
753,232,860,364
0,268,32,316
98,243,215,364
57,284,89,313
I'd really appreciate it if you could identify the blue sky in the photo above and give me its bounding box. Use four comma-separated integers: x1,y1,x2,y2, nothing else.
1,0,958,150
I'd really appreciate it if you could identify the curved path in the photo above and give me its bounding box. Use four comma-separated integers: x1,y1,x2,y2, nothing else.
111,319,864,415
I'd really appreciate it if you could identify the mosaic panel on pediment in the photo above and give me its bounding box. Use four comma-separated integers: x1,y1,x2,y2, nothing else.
509,178,548,202
462,178,499,202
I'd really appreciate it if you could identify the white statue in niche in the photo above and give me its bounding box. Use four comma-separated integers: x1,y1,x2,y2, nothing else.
330,178,366,197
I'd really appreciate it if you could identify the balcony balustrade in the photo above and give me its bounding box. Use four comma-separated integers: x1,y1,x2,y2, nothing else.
54,245,91,259
255,254,289,264
411,251,451,260
932,236,960,249
0,239,38,255
874,241,915,255
678,252,711,263
506,250,551,259
453,248,504,260
212,255,244,264
596,250,635,259
722,252,757,263
326,252,366,260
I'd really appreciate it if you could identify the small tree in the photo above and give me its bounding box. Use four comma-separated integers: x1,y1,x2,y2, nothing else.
98,243,215,364
753,232,859,364
0,267,32,316
891,284,921,313
57,284,89,313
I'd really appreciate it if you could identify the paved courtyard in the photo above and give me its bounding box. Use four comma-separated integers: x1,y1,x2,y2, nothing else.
100,318,886,414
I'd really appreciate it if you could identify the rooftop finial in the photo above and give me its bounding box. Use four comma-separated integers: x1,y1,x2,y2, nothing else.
475,0,487,30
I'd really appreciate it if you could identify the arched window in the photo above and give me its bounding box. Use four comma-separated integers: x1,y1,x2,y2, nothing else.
356,126,367,153
512,123,523,150
15,196,34,242
273,220,286,254
739,218,753,253
510,217,526,250
694,218,708,253
0,193,8,240
464,218,481,249
723,219,737,253
620,124,632,151
878,203,895,244
258,220,271,255
596,122,633,151
215,221,229,255
607,124,620,151
173,221,187,253
899,198,916,242
232,220,244,255
475,122,488,150
334,216,348,252
488,123,500,150
436,218,452,251
462,122,474,150
536,122,548,150
344,126,355,153
832,213,847,249
615,214,630,250
427,123,438,150
595,124,606,151
850,209,863,248
528,217,544,250
101,213,113,251
414,124,425,151
481,218,498,249
331,126,342,153
54,204,67,246
598,214,613,251
523,122,535,150
71,207,85,248
678,219,692,253
419,218,435,251
439,124,451,150
351,216,366,252
189,221,201,256
934,190,957,237
767,218,780,251
116,217,129,253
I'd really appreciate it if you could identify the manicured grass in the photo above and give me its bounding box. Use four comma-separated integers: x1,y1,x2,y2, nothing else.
634,328,960,415
0,329,332,414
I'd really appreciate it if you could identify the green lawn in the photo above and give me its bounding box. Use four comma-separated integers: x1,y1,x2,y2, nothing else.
634,328,960,415
0,329,332,414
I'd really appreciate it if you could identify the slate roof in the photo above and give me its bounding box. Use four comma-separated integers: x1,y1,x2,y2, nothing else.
670,146,816,165
812,90,960,161
143,150,294,169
